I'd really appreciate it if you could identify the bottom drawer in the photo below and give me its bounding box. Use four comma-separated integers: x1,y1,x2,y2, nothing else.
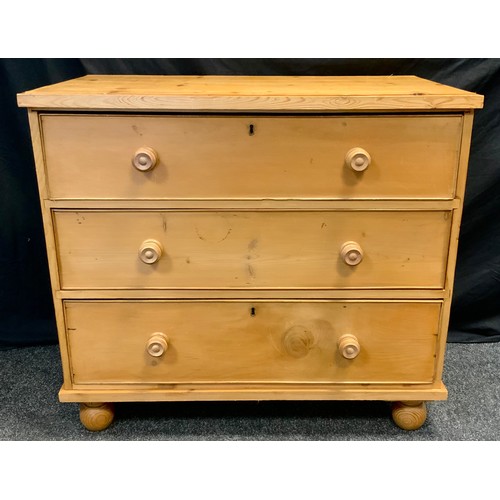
65,300,441,385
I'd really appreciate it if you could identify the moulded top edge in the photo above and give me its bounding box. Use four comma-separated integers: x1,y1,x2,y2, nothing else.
17,75,484,111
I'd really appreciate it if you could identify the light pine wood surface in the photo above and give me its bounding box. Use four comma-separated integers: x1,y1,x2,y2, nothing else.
79,403,115,431
392,401,428,430
26,111,73,388
41,114,462,200
18,75,482,430
55,288,449,300
17,75,484,111
60,383,448,403
65,300,441,385
53,210,452,290
434,111,477,382
45,199,460,210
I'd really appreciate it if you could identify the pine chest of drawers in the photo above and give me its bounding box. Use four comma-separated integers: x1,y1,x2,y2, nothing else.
18,75,483,431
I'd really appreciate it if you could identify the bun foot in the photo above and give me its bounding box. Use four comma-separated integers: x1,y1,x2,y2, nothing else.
79,402,115,431
391,401,427,430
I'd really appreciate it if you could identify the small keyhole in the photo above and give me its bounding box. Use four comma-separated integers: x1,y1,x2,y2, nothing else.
249,124,255,136
250,307,256,316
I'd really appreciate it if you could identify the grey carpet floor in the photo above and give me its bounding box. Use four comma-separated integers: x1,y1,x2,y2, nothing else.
0,342,498,440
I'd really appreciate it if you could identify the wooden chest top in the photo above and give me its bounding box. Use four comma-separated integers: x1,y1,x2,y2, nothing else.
17,75,484,111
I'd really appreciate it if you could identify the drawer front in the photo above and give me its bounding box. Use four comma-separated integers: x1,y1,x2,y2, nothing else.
66,300,441,385
54,210,452,289
41,114,462,200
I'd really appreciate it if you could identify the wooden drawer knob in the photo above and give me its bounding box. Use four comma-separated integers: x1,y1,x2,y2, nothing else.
147,333,169,357
345,147,371,172
139,239,163,264
338,334,360,359
340,241,363,266
133,146,159,172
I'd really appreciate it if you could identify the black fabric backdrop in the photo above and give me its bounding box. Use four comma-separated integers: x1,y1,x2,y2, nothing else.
1,58,499,348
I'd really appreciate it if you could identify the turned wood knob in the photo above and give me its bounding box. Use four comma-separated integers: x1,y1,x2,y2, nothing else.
146,333,169,357
345,147,371,172
340,241,364,266
132,146,159,172
139,239,163,264
338,334,361,359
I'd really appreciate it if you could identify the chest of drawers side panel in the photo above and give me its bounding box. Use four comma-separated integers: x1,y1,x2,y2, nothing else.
27,110,73,388
434,110,476,381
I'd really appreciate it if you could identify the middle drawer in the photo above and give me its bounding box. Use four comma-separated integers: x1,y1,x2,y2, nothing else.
53,210,452,289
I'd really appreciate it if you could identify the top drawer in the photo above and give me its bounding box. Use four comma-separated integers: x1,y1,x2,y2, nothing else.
40,114,462,200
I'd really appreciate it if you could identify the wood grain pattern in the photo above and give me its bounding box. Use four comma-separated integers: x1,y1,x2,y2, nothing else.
45,199,460,210
65,300,441,385
434,111,476,381
17,75,484,111
26,111,73,389
391,401,427,430
55,289,449,300
79,403,115,431
59,383,448,402
53,210,452,290
41,114,462,200
19,75,482,429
